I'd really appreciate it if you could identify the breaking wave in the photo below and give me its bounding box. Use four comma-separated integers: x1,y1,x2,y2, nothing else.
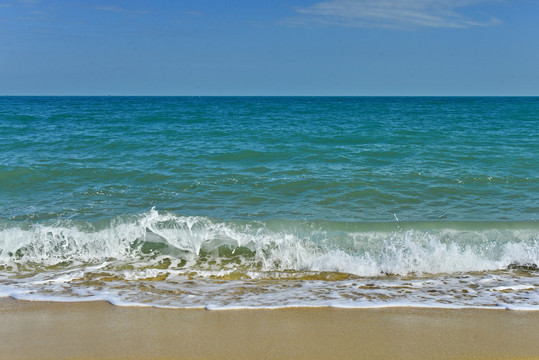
1,208,537,278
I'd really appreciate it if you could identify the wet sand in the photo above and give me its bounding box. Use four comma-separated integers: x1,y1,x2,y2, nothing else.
1,297,538,360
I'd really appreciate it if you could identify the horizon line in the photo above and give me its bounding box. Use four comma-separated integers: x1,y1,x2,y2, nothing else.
3,94,538,97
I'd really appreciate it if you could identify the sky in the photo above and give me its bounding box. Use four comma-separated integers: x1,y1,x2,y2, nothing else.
1,0,538,96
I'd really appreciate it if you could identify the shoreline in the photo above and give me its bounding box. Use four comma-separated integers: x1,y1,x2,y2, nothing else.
1,297,538,360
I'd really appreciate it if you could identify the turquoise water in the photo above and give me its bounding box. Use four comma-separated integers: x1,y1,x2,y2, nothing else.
0,96,537,309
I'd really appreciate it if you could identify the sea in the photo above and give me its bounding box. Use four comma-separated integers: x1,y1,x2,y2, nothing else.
0,96,537,310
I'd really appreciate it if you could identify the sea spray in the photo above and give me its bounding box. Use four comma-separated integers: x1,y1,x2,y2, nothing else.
1,209,537,277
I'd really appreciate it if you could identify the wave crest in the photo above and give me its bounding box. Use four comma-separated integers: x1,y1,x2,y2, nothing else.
1,208,537,277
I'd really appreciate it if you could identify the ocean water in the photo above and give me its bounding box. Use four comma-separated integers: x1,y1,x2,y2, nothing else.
0,96,537,310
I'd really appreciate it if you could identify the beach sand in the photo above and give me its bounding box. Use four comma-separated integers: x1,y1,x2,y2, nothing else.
1,297,538,360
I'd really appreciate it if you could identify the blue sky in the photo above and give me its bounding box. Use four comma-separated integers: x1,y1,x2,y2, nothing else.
1,0,538,95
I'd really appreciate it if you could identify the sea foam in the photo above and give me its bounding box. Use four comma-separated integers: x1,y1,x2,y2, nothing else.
1,208,537,277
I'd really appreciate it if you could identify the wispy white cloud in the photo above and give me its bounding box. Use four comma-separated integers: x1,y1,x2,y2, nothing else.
286,0,502,29
94,6,150,15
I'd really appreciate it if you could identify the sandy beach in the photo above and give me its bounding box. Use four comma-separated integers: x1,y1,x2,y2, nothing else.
1,298,538,360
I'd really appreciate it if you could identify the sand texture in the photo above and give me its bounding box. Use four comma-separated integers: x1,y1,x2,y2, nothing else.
1,298,538,360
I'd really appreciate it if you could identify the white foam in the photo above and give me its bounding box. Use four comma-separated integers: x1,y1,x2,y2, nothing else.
1,210,537,277
493,284,535,292
1,210,538,310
